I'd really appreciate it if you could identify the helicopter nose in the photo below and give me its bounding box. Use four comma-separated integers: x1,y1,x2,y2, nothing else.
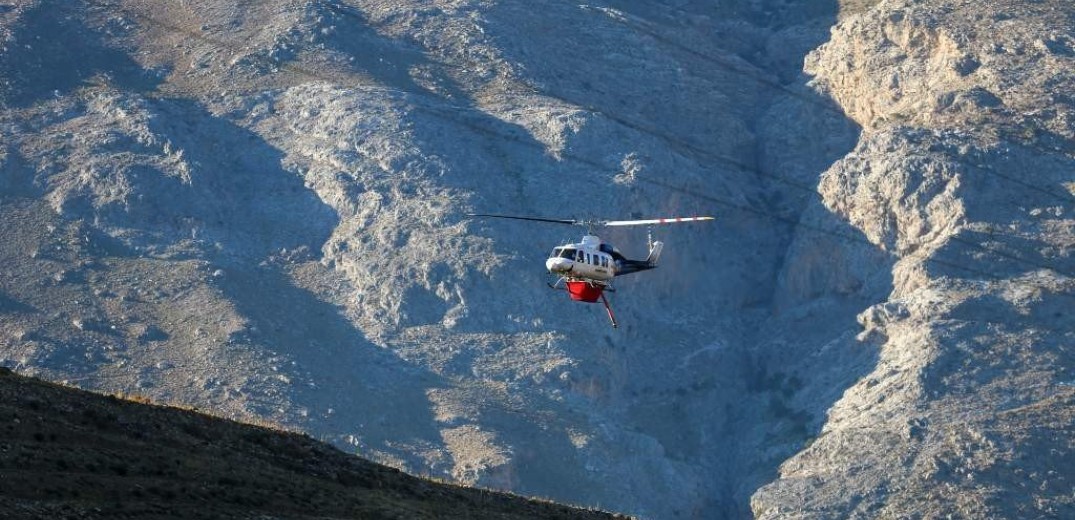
546,257,572,273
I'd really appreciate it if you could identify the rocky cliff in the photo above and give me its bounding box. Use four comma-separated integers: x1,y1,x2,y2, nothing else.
0,0,1072,518
753,0,1075,517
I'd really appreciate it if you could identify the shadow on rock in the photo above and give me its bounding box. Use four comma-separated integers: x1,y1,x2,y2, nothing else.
129,97,338,260
0,0,161,107
215,264,448,469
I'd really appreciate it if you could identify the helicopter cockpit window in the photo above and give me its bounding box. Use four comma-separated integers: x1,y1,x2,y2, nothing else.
576,250,584,262
551,248,563,258
560,248,577,259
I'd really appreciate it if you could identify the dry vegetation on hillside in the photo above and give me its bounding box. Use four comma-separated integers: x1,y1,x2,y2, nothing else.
0,367,628,519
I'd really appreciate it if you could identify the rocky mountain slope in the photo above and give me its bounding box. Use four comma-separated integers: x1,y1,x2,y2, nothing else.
0,0,1072,518
753,0,1075,517
0,366,627,519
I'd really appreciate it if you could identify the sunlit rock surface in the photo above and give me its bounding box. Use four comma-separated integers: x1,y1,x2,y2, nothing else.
1,0,1072,518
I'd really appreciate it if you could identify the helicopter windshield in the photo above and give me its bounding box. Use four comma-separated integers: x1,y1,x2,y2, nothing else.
558,248,577,259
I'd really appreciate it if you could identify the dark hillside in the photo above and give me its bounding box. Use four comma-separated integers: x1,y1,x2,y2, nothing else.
0,367,627,520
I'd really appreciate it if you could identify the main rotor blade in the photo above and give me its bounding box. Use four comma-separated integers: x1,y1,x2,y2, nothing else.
466,213,580,225
602,216,715,227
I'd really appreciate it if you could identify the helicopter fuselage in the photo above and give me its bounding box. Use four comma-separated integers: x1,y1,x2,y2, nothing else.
545,235,616,282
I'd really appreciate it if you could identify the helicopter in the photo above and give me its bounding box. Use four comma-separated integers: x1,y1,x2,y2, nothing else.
466,213,715,328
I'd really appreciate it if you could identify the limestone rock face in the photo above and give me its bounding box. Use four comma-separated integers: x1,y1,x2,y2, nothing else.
753,1,1075,518
1,0,1072,519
